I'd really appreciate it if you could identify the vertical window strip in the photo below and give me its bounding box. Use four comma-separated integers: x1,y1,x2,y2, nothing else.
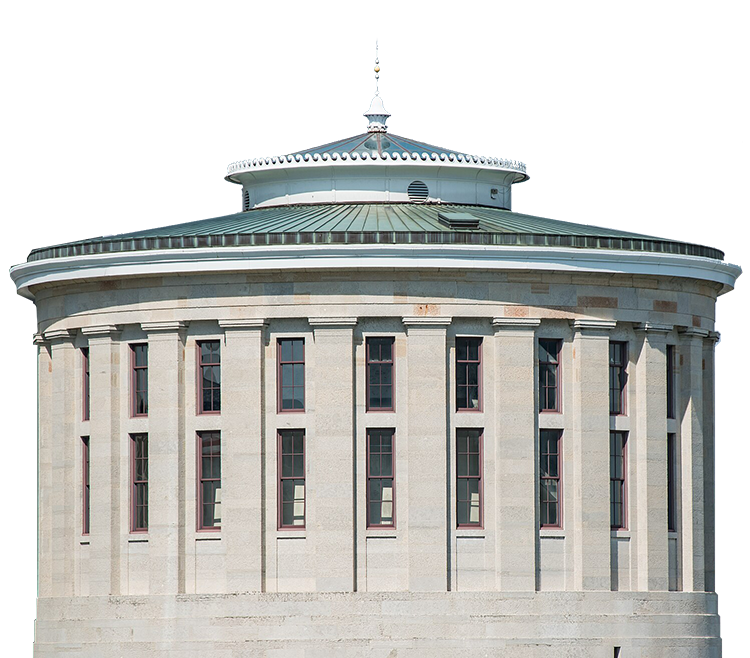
82,347,90,421
366,337,394,411
456,428,483,527
131,344,148,417
540,429,562,527
456,337,482,411
279,429,305,528
131,434,148,532
609,341,627,415
667,433,677,532
278,338,305,411
198,341,221,413
666,345,675,419
367,428,395,527
198,432,221,529
538,339,561,412
610,431,628,529
81,436,90,535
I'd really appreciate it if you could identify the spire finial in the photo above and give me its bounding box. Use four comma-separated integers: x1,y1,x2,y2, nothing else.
364,41,390,132
374,41,380,96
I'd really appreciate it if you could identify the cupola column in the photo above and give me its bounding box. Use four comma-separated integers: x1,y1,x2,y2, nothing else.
402,316,452,591
81,325,122,596
141,321,188,595
492,318,541,592
569,320,615,591
219,319,267,593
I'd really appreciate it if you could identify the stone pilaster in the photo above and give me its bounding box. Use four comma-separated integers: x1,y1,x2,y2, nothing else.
309,317,358,591
633,323,671,591
141,321,188,595
402,316,451,591
219,319,267,593
41,329,77,597
678,327,708,592
81,324,121,596
569,319,615,591
492,317,540,591
703,331,718,593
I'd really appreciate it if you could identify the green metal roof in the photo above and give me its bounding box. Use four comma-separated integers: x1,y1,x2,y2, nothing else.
27,203,724,262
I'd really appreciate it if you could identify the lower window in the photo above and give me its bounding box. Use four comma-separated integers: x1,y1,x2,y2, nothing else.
610,431,628,529
131,433,148,532
198,431,221,529
278,429,305,528
539,429,562,527
367,428,395,527
456,428,483,527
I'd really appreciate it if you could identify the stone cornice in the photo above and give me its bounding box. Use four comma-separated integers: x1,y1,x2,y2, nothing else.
81,324,121,338
218,319,268,330
140,321,189,333
678,327,710,339
308,317,358,327
42,328,77,343
402,316,453,327
633,322,673,334
33,332,48,346
570,319,617,332
492,317,542,330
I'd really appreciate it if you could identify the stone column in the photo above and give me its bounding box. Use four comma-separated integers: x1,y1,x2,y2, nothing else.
141,321,187,595
633,323,671,591
569,319,614,591
309,317,357,592
219,319,267,593
402,316,451,592
492,317,540,591
703,331,719,593
678,327,708,592
41,329,77,597
81,324,121,596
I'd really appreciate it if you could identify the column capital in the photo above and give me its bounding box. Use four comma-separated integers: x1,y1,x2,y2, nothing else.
707,330,721,344
492,317,541,333
633,322,673,334
218,318,267,331
33,332,49,346
401,316,452,327
678,327,710,339
42,328,77,344
307,317,358,327
140,321,189,334
81,324,121,339
570,319,617,333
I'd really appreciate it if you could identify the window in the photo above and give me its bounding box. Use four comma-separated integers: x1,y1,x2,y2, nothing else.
540,429,562,527
367,429,395,527
456,428,482,527
538,339,561,412
609,341,627,415
278,429,305,528
131,434,148,532
610,431,628,529
666,345,675,419
366,337,394,411
278,338,305,411
197,432,221,529
667,433,677,532
82,347,90,421
81,436,90,535
131,344,148,417
198,341,221,414
456,337,482,411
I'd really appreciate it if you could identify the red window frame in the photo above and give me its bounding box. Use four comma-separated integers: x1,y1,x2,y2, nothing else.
456,337,482,412
197,431,221,530
367,428,395,528
131,344,148,417
366,337,394,412
197,340,221,415
610,431,628,529
538,339,562,412
81,347,90,421
130,433,148,533
609,341,628,416
81,436,90,535
456,428,483,528
278,429,306,529
540,429,562,528
666,345,675,419
278,338,305,412
667,432,677,532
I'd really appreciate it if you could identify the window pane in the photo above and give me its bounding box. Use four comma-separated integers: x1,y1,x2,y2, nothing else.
468,453,480,476
293,455,304,478
280,340,292,362
292,387,304,409
292,339,303,362
457,453,468,477
369,502,382,526
381,453,392,476
282,454,293,477
292,431,303,453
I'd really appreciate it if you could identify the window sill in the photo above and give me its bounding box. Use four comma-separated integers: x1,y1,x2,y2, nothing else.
128,536,148,543
276,530,306,539
456,529,485,538
610,529,631,539
540,527,565,538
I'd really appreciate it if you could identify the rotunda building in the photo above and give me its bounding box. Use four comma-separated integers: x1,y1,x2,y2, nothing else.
11,92,741,657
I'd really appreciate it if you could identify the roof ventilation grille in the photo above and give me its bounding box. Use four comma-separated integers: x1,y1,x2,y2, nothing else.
438,211,480,230
242,189,250,212
407,180,429,203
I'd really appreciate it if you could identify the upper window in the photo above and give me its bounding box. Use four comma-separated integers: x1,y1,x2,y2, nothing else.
540,429,562,527
278,429,305,528
82,347,90,421
609,341,627,415
198,341,221,414
610,431,628,529
456,337,482,411
367,428,395,527
456,428,483,527
131,344,148,417
198,431,221,529
81,436,90,535
538,339,561,412
666,345,675,419
131,433,148,532
366,337,394,411
278,338,305,412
